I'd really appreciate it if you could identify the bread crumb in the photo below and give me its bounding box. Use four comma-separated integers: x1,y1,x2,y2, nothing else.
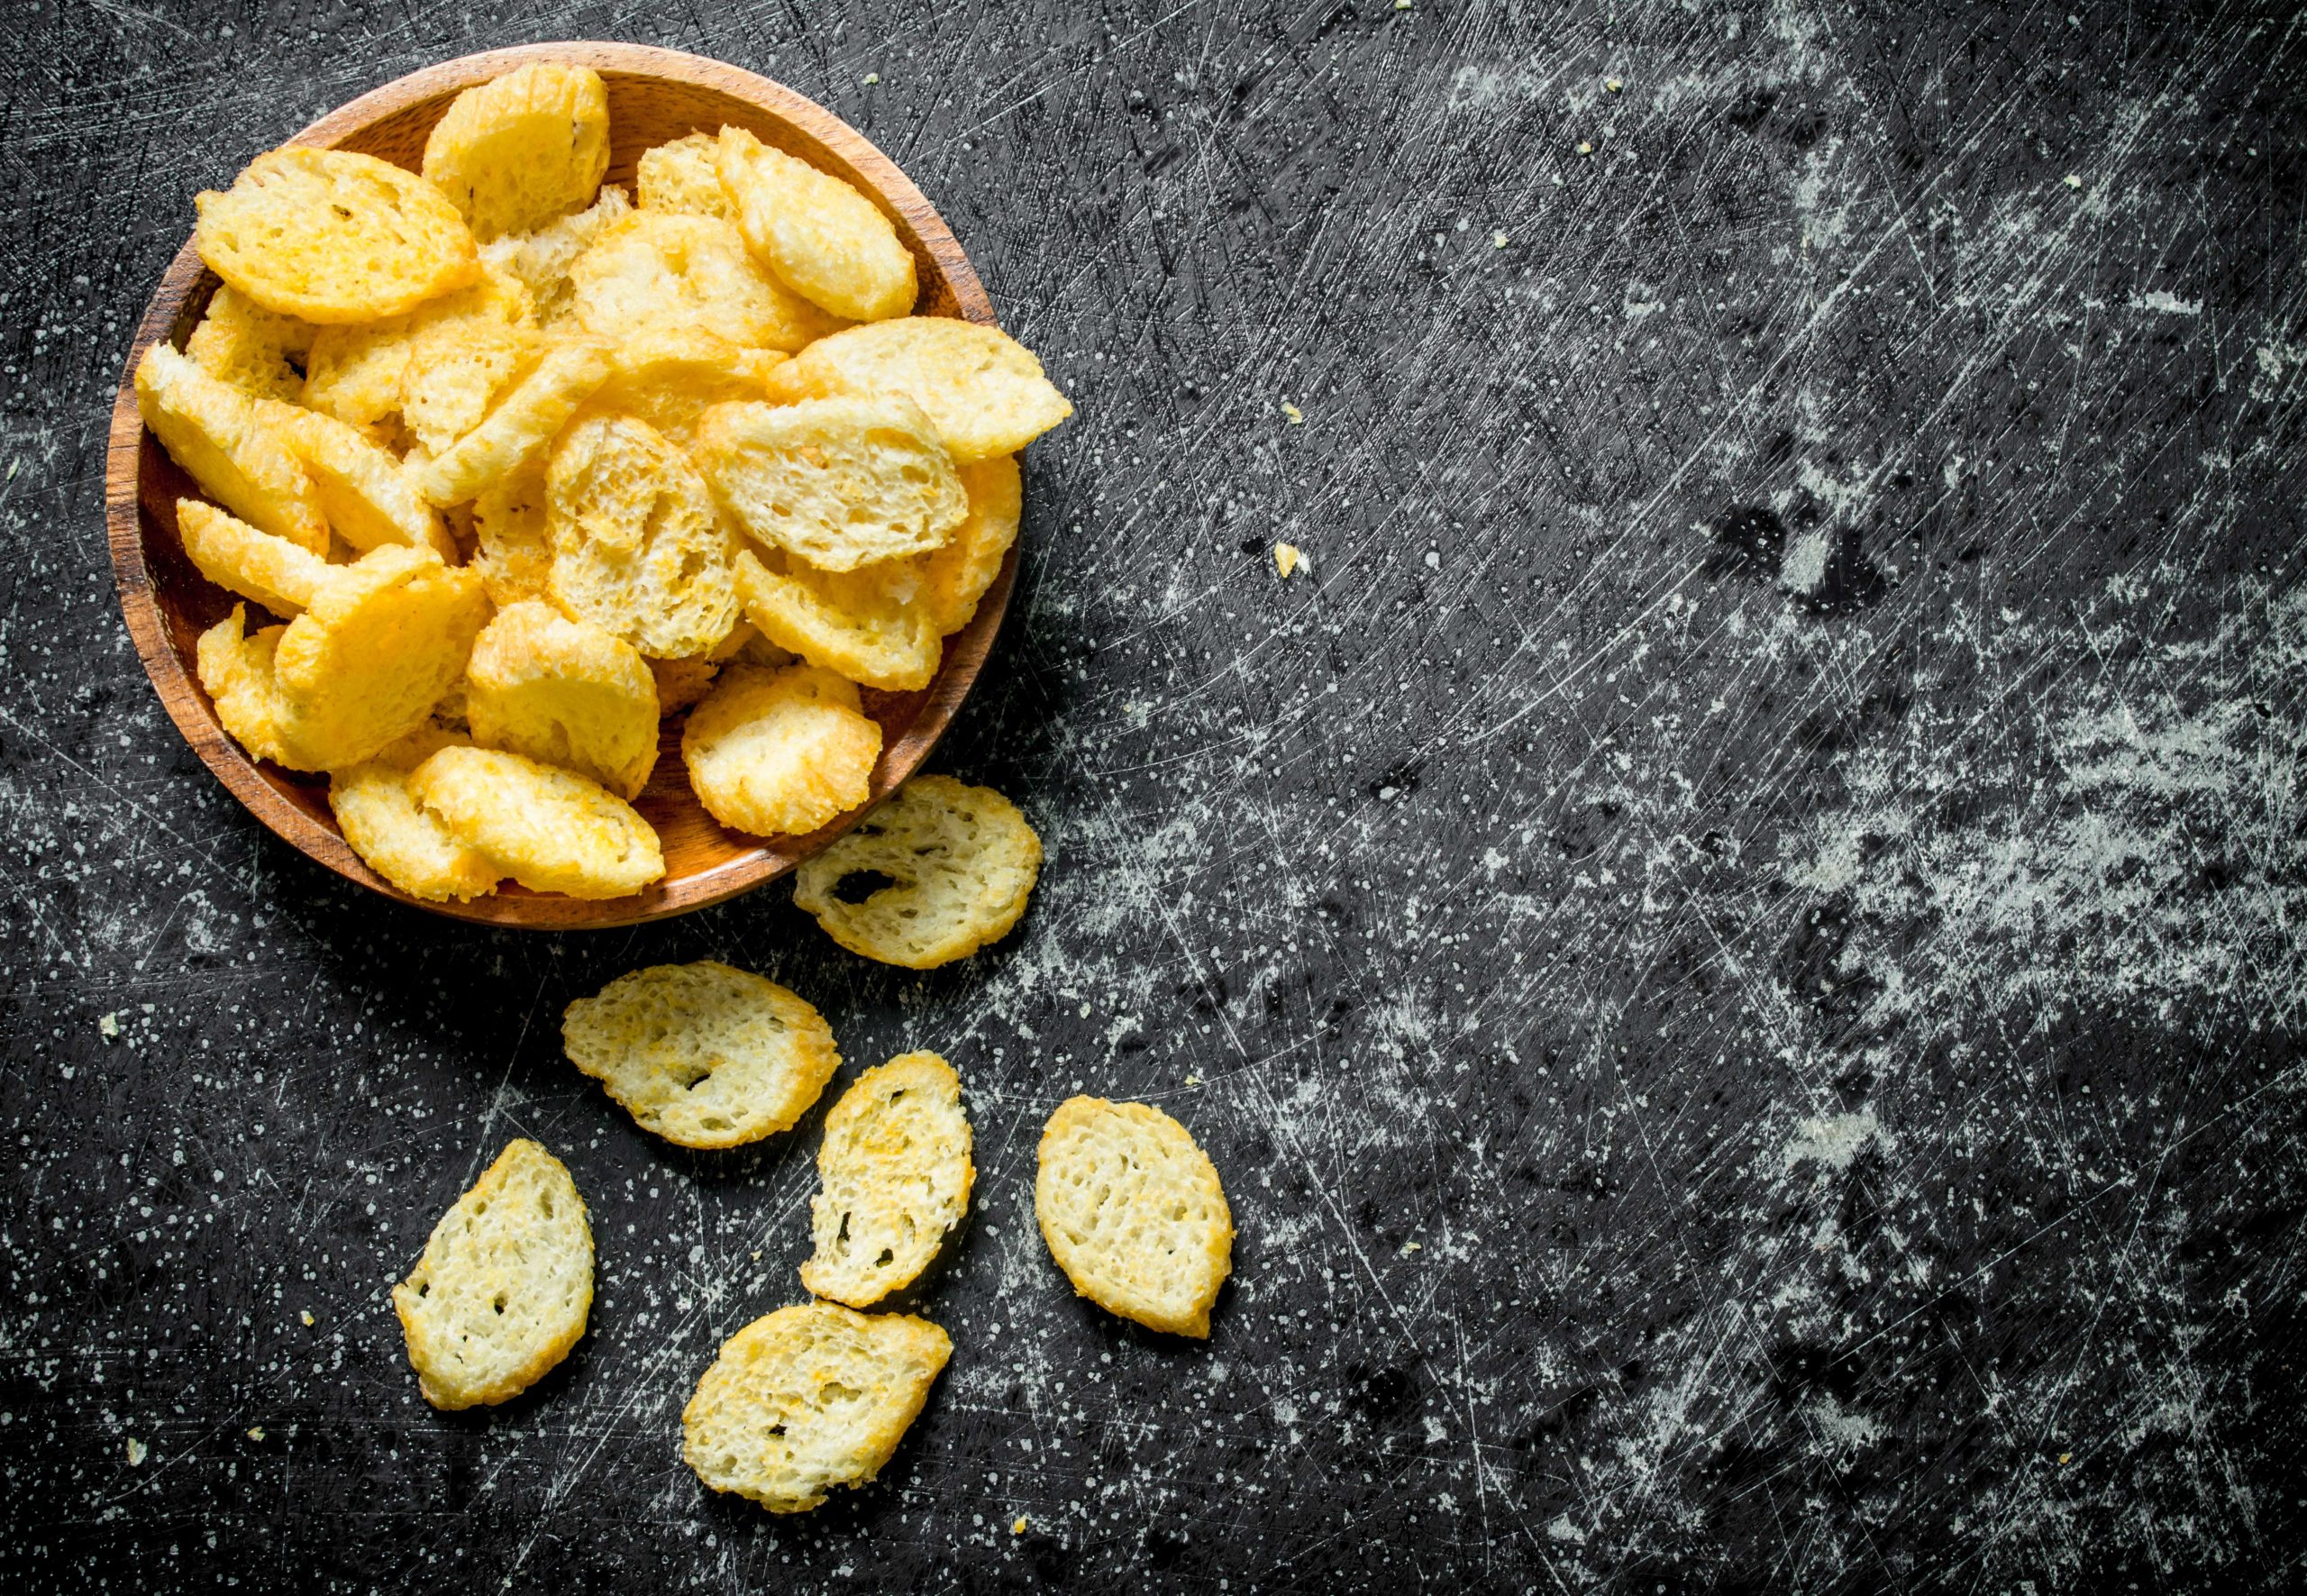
1186,1073,1203,1086
1400,1240,1422,1255
2064,173,2083,189
863,73,880,86
1606,78,1623,93
1491,231,1509,249
126,1438,147,1466
247,1427,265,1442
1012,1515,1029,1535
2059,1452,2072,1464
1576,141,1594,156
300,1309,314,1327
1280,400,1303,425
98,1013,118,1040
1273,543,1303,579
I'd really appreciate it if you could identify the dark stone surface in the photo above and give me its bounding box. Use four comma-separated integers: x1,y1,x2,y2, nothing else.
3,2,2303,1590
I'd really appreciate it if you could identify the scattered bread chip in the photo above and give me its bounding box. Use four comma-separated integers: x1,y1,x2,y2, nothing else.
791,774,1041,967
680,663,881,838
570,212,840,352
732,548,941,693
912,454,1021,634
695,397,966,572
545,412,743,658
800,1052,974,1309
763,318,1071,465
175,499,328,617
1273,541,1303,579
648,655,720,716
400,315,541,455
257,401,456,560
465,602,660,798
1035,1097,1233,1338
408,745,663,898
184,286,315,403
479,184,631,326
391,1138,592,1409
414,335,614,506
134,343,328,553
716,126,917,324
328,724,500,902
584,328,782,444
195,147,479,324
301,261,533,433
681,1302,951,1514
422,63,611,242
472,471,554,606
561,961,840,1147
636,131,734,219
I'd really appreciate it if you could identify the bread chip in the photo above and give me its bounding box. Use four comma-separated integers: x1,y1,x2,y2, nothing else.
584,329,782,444
648,655,721,715
763,317,1071,465
636,131,734,219
680,663,880,838
301,261,533,432
682,1303,951,1514
414,335,614,507
472,471,554,606
545,413,743,658
392,1139,592,1409
479,185,630,326
801,1053,974,1309
328,725,500,902
134,343,328,553
570,212,840,352
732,548,940,693
716,127,917,324
185,286,315,403
401,316,541,455
195,605,303,768
175,499,329,617
1035,1098,1233,1338
408,744,663,898
257,401,457,560
465,602,660,798
561,962,840,1148
195,147,479,324
695,397,967,572
912,454,1021,635
791,774,1041,967
422,63,611,242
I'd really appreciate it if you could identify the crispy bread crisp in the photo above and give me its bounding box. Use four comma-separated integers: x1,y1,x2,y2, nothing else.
184,286,315,404
407,745,662,898
635,131,734,219
301,261,533,433
258,401,456,560
695,396,966,573
479,185,630,327
731,548,941,693
1035,1098,1234,1338
414,336,614,507
570,212,840,353
135,343,328,553
911,453,1020,635
546,412,742,659
422,63,611,242
762,317,1071,465
801,1052,974,1309
328,725,499,902
680,663,880,838
471,470,554,607
790,774,1041,968
716,127,917,324
584,328,781,445
465,601,660,799
175,499,329,617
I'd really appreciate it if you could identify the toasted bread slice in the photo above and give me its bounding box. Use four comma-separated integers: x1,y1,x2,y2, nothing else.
801,1053,974,1309
1035,1098,1233,1338
636,131,734,219
329,725,499,902
680,663,880,838
407,745,662,898
135,343,328,553
762,317,1071,465
791,774,1041,968
257,401,456,560
414,336,614,507
561,961,840,1148
422,63,611,242
716,127,917,324
545,412,742,658
176,499,329,617
731,548,940,693
695,396,966,572
184,286,315,404
465,601,660,798
682,1303,950,1513
570,212,840,352
270,546,488,771
392,1139,592,1409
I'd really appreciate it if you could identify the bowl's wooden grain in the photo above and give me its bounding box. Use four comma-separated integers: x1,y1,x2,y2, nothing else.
105,42,1012,930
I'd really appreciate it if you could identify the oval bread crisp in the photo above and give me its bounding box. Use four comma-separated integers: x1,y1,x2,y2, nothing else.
392,1138,593,1409
422,63,611,242
681,663,880,838
731,548,941,693
791,774,1042,968
762,317,1072,465
547,413,743,659
561,961,841,1148
465,602,661,799
695,396,967,573
801,1052,975,1309
1035,1098,1234,1338
257,401,457,559
716,127,917,324
407,745,663,898
134,344,329,553
911,454,1021,635
176,499,329,618
682,1302,951,1514
329,725,499,903
570,212,840,353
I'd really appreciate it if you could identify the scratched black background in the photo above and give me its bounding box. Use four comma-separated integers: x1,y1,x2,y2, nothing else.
4,1,2304,1590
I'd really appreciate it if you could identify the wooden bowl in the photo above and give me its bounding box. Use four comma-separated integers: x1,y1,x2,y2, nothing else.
105,42,1011,930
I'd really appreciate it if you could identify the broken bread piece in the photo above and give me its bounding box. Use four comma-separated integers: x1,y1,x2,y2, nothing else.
479,184,630,326
732,548,940,694
801,1053,974,1309
414,335,614,507
421,62,611,242
175,499,329,617
407,745,663,898
762,317,1071,465
695,396,966,573
569,211,839,352
791,774,1041,968
635,131,733,219
1035,1098,1233,1338
682,1302,950,1514
912,454,1021,635
716,126,917,324
392,1138,592,1409
465,602,660,799
184,285,315,404
546,412,742,658
134,343,328,553
680,663,880,839
328,724,500,903
561,961,840,1149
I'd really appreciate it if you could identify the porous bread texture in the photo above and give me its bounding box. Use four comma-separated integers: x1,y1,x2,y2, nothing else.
175,499,329,617
790,774,1042,969
465,602,660,799
583,328,783,445
399,315,540,455
194,147,479,324
731,548,941,693
910,454,1020,635
569,212,840,353
546,412,742,659
422,63,611,242
302,262,533,433
682,1303,951,1514
195,605,301,768
801,1052,974,1309
407,745,663,899
472,470,553,606
414,335,614,507
561,962,840,1148
635,132,733,219
763,317,1071,465
135,343,328,553
328,725,499,902
184,286,315,404
694,396,966,573
1035,1098,1234,1338
716,127,917,324
392,1138,592,1409
679,663,880,838
479,185,630,327
256,400,456,560
648,655,721,716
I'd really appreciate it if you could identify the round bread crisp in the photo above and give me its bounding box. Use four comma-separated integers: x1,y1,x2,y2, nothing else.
421,63,611,242
801,1052,974,1309
465,602,660,799
790,774,1042,968
134,343,328,553
1035,1097,1234,1338
682,1302,951,1514
912,454,1021,635
392,1138,593,1409
681,663,881,839
716,127,917,324
762,317,1071,465
561,961,841,1148
194,147,479,324
694,396,967,573
407,745,663,898
329,726,498,903
732,548,941,693
569,212,841,352
547,413,743,659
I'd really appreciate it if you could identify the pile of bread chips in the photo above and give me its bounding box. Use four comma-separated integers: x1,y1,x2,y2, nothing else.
138,62,1071,903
